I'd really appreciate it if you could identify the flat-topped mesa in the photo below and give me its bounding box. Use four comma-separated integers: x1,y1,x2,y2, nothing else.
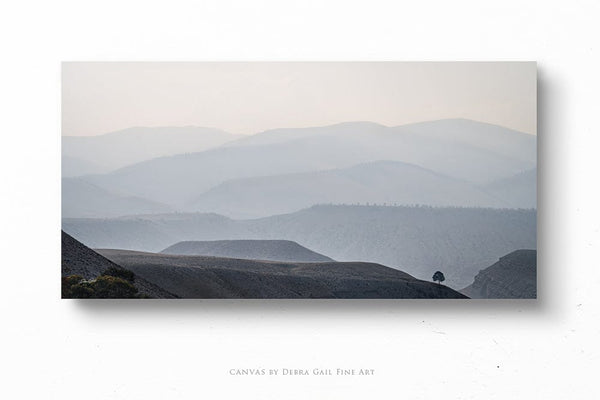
160,239,334,263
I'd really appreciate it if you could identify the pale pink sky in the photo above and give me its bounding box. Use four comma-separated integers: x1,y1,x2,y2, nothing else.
62,62,536,136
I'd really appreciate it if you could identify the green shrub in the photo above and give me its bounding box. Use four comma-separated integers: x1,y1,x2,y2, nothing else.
69,283,95,298
62,275,84,298
62,274,141,299
91,275,139,298
101,266,135,283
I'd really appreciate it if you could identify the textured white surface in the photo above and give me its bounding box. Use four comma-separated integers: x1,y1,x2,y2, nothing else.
1,0,598,399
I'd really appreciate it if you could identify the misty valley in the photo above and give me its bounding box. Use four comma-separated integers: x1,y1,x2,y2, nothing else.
61,119,537,299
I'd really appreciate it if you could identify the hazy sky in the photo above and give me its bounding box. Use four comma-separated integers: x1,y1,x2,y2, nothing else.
62,62,536,136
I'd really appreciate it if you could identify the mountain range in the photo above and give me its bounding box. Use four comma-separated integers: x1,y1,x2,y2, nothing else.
61,119,537,293
62,119,536,218
62,126,241,174
188,160,517,219
483,168,537,209
62,177,173,218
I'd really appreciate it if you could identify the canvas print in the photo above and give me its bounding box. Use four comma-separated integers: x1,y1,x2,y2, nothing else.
61,62,537,299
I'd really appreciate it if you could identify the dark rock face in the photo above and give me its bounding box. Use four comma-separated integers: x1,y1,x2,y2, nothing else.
161,240,334,263
461,250,536,299
61,230,177,298
62,230,118,279
97,249,469,299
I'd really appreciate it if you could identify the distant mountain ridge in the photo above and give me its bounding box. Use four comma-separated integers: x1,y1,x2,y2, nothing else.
223,121,387,148
483,168,537,209
80,119,536,206
62,126,241,174
161,240,334,262
188,160,514,219
62,156,105,177
62,177,174,218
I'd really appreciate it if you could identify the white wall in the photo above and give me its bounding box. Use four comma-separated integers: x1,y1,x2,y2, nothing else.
1,1,598,399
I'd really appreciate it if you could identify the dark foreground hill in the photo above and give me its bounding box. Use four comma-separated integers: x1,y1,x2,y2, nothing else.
161,240,334,262
61,231,176,298
97,249,468,299
460,250,536,299
63,205,536,288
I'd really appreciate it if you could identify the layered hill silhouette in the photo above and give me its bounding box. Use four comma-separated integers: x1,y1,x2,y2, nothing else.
161,240,334,262
460,250,537,299
97,249,468,299
227,119,535,166
483,168,537,209
63,205,537,288
62,177,173,218
62,126,241,174
61,119,537,294
61,230,176,298
82,119,536,206
62,155,105,177
189,160,512,219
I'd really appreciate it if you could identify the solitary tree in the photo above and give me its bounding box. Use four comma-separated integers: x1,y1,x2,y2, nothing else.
432,271,445,285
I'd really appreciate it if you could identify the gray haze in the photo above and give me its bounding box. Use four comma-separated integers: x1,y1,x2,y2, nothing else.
62,126,240,172
190,161,512,219
62,177,173,218
62,62,536,136
64,119,536,217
